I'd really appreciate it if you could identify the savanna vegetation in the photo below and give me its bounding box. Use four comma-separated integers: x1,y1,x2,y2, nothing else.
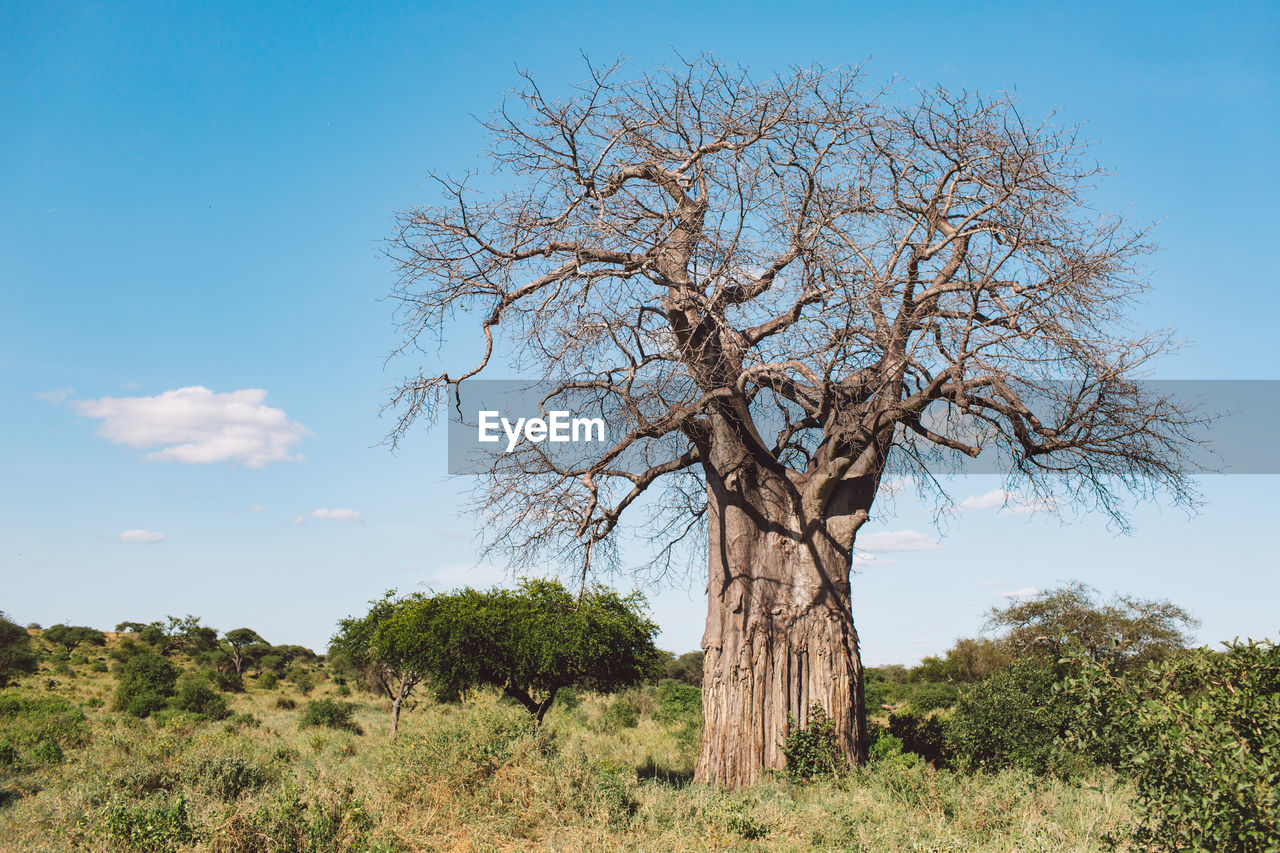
0,584,1276,851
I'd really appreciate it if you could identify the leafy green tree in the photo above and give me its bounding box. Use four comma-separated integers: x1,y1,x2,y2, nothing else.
659,651,704,686
114,616,218,657
43,624,107,656
336,579,662,736
219,628,266,675
987,583,1197,670
0,612,39,687
332,591,427,738
913,637,1012,683
420,579,662,729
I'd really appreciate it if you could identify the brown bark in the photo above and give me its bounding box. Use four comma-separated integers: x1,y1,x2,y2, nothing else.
695,453,870,787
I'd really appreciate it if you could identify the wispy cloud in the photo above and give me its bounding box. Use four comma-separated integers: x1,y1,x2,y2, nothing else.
73,386,310,469
857,529,941,552
1001,586,1040,600
35,387,75,404
958,488,1056,515
117,529,165,543
311,508,363,523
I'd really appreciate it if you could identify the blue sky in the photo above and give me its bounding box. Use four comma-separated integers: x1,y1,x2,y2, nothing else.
2,1,1276,663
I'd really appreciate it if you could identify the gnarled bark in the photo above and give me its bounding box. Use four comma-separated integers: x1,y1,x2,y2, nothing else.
695,455,871,787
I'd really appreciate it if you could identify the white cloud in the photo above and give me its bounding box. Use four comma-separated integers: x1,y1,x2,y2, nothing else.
36,387,76,404
311,508,363,523
857,529,941,552
73,386,310,469
423,561,508,587
117,529,165,543
291,516,306,526
1001,586,1040,600
249,505,265,513
958,488,1056,515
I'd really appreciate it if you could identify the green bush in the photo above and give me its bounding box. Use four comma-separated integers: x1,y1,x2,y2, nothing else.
171,671,231,720
887,711,950,766
286,667,316,695
244,785,374,852
1067,640,1280,849
0,739,18,768
112,651,177,718
654,679,701,722
258,671,279,690
867,731,918,767
780,703,846,782
299,699,361,733
598,694,640,731
275,696,297,710
187,755,271,800
103,794,197,852
90,660,109,673
902,681,960,713
32,738,63,764
0,692,90,749
949,662,1075,775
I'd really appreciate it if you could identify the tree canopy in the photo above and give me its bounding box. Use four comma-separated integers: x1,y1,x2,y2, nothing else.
44,624,106,656
335,579,662,732
986,583,1198,669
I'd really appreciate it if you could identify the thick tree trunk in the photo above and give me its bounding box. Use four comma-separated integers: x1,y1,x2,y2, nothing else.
694,461,869,787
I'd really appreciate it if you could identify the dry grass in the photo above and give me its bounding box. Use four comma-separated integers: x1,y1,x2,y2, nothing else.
0,639,1136,852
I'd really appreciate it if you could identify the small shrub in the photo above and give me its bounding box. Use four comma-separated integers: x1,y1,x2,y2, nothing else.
187,755,270,800
32,738,63,764
299,698,362,733
720,798,773,840
0,740,18,768
598,694,640,731
887,710,950,766
103,794,197,852
257,671,279,690
209,668,244,693
84,696,104,708
90,660,109,673
244,785,374,851
227,712,259,729
867,731,917,766
0,693,91,749
654,679,701,722
781,703,846,782
274,696,297,710
171,671,231,720
113,762,179,795
286,667,316,695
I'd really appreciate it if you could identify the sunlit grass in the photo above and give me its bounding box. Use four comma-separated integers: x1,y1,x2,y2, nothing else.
0,639,1136,851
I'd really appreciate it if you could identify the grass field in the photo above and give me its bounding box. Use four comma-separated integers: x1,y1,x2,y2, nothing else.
0,633,1138,852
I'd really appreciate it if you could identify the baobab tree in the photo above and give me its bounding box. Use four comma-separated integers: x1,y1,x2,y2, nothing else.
385,57,1198,787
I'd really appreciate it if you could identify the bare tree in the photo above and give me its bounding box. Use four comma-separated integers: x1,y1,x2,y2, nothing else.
384,57,1199,787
